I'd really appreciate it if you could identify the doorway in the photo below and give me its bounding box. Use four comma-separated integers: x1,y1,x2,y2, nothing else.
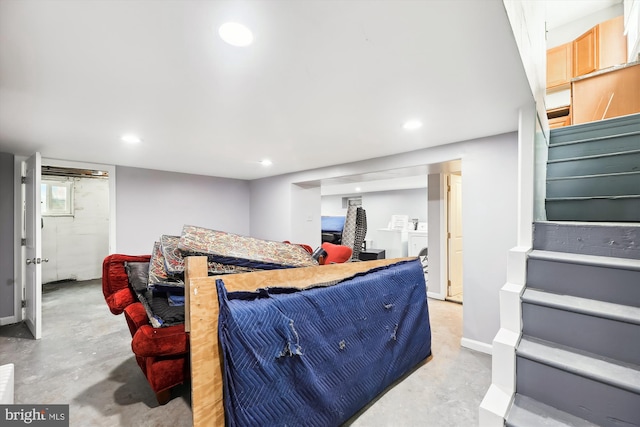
40,165,110,285
18,156,116,339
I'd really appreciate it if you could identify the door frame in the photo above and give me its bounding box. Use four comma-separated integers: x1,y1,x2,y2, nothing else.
24,153,42,338
446,172,463,299
11,157,117,327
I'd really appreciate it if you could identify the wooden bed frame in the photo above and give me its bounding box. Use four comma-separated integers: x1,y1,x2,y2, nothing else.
185,256,412,427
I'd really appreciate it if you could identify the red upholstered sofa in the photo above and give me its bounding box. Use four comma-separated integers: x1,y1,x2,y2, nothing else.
102,254,189,405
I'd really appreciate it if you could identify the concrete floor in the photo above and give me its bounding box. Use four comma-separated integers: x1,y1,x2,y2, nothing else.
0,279,490,426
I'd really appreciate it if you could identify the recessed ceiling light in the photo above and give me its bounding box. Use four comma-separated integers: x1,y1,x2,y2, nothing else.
260,159,272,167
355,187,361,192
403,120,423,130
219,22,254,47
121,134,141,143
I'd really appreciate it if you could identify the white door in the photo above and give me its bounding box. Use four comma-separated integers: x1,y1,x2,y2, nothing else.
447,173,463,299
24,152,42,339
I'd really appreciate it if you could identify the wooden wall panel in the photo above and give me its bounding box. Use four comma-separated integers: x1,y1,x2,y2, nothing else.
572,63,640,124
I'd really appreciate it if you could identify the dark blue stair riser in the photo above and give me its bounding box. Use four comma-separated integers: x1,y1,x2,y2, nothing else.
527,258,640,307
516,357,640,427
522,303,640,365
549,113,640,144
546,198,640,222
548,132,640,160
547,150,640,178
546,172,640,198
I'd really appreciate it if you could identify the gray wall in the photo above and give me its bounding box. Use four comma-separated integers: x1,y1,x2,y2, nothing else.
0,152,14,319
250,132,519,347
115,166,251,254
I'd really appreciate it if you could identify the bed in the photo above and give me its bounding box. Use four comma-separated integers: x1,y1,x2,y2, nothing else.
185,256,431,426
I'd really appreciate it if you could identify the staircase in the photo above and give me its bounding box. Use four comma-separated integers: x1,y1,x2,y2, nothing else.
545,113,640,222
506,113,640,426
506,222,640,426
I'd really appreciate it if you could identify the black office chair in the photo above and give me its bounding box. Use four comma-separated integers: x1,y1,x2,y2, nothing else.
418,247,428,276
341,206,367,261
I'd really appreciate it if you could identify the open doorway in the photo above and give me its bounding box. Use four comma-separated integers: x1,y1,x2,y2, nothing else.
40,165,110,285
310,159,462,304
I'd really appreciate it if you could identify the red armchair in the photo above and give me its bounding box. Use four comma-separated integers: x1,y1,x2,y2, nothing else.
102,254,189,405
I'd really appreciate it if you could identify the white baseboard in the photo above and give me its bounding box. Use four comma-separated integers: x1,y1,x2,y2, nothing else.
461,337,493,355
0,316,18,326
427,291,445,300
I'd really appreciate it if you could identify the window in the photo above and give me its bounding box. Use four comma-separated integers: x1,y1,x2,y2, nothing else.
342,196,362,208
41,179,74,216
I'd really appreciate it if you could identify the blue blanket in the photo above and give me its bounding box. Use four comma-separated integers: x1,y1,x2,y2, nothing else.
217,259,431,426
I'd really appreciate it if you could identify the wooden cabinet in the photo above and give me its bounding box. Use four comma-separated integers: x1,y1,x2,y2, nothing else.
573,26,598,77
572,62,640,124
546,16,628,91
547,106,571,129
598,15,627,69
547,43,573,89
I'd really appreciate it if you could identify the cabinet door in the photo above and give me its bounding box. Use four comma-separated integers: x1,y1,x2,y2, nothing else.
574,27,598,77
547,43,572,89
598,15,627,69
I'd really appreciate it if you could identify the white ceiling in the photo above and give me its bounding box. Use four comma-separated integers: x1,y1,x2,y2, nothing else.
0,0,532,180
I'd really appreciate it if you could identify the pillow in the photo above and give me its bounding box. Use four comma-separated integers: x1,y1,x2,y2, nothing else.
125,261,150,293
321,242,353,264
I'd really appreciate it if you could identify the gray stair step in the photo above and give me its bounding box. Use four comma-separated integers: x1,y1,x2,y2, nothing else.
533,222,640,259
516,337,640,427
549,132,640,163
506,394,598,427
546,171,640,198
550,113,640,145
518,336,640,394
527,250,640,307
522,289,640,365
546,197,640,222
549,130,640,160
523,288,640,323
547,149,640,178
529,249,640,270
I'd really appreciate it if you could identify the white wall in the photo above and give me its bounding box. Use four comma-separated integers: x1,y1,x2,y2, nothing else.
502,0,546,124
115,166,251,254
292,184,321,248
547,3,624,48
250,132,519,347
321,188,428,248
41,177,109,283
461,136,519,344
626,0,640,62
